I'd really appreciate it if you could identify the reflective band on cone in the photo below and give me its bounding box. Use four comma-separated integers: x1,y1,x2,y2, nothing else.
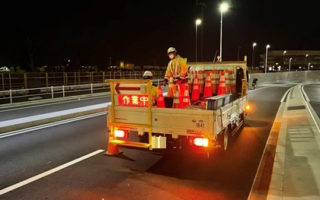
225,70,231,94
191,75,200,101
172,84,181,108
182,84,191,108
204,72,213,98
217,71,226,95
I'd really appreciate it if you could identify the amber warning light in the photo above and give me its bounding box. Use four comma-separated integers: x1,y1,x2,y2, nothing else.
245,104,251,111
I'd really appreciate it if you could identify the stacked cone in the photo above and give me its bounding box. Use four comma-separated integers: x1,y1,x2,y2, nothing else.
182,84,191,108
157,85,165,108
203,72,213,98
172,84,181,108
225,70,231,94
167,77,174,97
188,71,193,93
217,71,226,95
198,70,204,94
191,75,200,101
211,70,219,95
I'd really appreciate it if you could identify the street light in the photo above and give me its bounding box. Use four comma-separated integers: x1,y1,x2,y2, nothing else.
265,44,270,73
252,42,257,71
289,57,293,72
195,18,202,63
219,2,229,61
283,50,287,71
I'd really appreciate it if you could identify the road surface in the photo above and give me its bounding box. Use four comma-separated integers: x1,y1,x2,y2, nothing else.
0,86,290,200
304,84,320,118
0,96,108,121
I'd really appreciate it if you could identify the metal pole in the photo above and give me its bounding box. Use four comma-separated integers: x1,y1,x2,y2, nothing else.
9,89,12,104
220,11,223,61
265,47,268,73
1,73,4,90
74,72,76,85
62,85,65,97
45,73,49,87
24,73,28,89
196,24,198,62
9,73,12,90
308,63,311,71
289,58,292,72
51,86,54,99
252,46,255,71
90,83,93,94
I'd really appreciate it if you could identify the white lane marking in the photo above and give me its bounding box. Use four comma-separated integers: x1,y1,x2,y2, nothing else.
248,86,291,199
301,85,310,102
0,102,110,128
0,112,106,139
0,95,109,113
280,88,292,103
0,149,104,195
247,87,270,94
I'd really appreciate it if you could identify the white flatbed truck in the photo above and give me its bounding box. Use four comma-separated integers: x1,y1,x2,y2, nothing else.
106,61,249,157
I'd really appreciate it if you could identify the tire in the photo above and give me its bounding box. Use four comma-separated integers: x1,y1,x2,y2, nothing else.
216,128,231,154
222,128,230,151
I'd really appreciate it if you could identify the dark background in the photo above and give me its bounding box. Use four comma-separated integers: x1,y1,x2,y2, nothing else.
0,0,319,70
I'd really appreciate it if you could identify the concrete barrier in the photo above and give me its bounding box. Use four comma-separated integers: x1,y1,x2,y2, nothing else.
249,71,320,86
0,103,110,134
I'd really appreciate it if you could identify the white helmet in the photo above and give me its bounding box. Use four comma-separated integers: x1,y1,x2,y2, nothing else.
167,47,177,54
143,71,153,78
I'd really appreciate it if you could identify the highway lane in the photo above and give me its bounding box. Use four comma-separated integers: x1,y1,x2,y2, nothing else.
0,96,108,121
304,84,320,117
0,86,290,200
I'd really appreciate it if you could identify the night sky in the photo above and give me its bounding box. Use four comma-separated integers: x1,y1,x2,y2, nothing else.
0,0,319,70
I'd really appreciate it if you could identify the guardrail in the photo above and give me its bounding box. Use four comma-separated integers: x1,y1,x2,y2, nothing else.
0,78,164,105
0,83,110,105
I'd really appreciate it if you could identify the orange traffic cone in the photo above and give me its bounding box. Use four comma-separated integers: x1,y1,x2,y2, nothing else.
182,84,191,108
204,72,213,98
191,75,200,101
225,70,231,94
199,70,204,94
167,78,174,97
106,141,119,155
217,71,226,95
188,71,193,93
172,84,181,108
157,85,165,108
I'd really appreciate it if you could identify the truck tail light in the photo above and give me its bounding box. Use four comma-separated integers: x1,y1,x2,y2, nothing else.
194,138,209,147
114,129,126,138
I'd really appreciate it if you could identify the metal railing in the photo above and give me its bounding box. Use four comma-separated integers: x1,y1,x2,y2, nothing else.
0,83,110,105
0,71,166,91
0,77,164,105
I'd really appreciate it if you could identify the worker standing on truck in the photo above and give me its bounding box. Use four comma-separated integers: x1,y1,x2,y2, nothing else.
143,71,158,105
163,47,188,97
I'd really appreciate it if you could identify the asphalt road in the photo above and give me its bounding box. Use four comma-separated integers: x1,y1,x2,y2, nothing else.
304,84,320,118
0,96,108,121
0,86,290,200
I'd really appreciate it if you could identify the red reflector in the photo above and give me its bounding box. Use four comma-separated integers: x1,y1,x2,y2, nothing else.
114,130,125,138
194,138,209,147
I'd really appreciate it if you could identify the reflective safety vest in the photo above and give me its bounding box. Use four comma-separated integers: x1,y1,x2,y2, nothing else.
165,55,188,82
